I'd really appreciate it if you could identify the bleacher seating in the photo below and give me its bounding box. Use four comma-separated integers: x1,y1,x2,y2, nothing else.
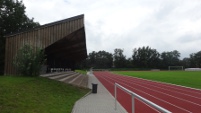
40,71,88,88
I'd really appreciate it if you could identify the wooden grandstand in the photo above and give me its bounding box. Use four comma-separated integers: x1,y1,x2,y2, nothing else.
4,14,87,75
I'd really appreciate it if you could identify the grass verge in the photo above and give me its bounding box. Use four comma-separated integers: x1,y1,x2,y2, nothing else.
75,70,87,75
0,76,90,113
113,71,201,89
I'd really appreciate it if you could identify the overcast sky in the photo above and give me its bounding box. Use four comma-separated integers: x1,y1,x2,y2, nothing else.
23,0,201,59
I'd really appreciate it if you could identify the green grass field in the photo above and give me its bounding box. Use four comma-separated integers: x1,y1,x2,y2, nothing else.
0,76,90,113
113,71,201,89
75,70,87,75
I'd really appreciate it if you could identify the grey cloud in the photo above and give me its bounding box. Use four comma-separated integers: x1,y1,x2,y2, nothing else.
177,33,201,43
23,0,201,58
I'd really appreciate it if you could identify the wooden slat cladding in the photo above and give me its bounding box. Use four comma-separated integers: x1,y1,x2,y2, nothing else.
4,14,85,75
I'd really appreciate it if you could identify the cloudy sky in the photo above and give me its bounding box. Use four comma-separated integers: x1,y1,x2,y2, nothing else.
23,0,201,59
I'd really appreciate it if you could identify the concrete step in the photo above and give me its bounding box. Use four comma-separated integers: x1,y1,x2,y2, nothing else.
70,75,88,88
79,75,88,88
40,72,66,77
49,71,75,80
41,71,88,88
68,74,82,84
59,73,80,82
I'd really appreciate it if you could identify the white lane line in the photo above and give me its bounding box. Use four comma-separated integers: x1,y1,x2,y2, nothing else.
116,73,201,94
97,74,191,113
136,98,161,113
107,74,201,107
114,75,201,100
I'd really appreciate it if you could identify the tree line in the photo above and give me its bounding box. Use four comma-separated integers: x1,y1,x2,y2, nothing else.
77,46,201,70
0,0,39,74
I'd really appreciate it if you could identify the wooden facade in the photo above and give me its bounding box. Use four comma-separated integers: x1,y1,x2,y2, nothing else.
4,14,87,75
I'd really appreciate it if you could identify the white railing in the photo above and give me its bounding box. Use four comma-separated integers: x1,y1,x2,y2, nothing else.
114,83,171,113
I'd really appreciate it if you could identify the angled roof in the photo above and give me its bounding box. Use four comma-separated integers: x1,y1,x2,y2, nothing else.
4,14,87,75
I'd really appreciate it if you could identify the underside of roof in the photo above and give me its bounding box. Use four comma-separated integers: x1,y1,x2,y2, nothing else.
45,27,87,61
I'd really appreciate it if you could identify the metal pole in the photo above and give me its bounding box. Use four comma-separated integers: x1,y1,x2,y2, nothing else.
115,83,117,110
132,94,135,113
114,83,171,113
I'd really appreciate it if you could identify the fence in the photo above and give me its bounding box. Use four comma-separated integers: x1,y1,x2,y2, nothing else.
114,83,171,113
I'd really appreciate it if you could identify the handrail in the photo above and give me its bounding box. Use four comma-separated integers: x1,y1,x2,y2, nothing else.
114,83,172,113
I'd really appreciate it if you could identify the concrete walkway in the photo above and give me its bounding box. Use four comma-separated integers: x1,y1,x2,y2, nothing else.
71,73,127,113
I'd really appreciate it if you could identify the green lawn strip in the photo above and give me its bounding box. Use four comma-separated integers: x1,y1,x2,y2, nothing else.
0,76,90,113
113,71,201,89
75,70,87,75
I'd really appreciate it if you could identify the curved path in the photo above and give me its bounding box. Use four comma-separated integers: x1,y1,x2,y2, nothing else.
94,71,201,113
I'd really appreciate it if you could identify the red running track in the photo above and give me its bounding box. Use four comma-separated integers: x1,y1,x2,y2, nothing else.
94,71,201,113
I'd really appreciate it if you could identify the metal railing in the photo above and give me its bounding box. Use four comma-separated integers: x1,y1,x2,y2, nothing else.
114,83,172,113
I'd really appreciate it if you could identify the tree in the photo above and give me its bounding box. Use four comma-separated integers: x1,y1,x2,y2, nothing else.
132,46,160,68
125,58,133,68
181,57,191,68
13,45,45,76
0,0,39,74
188,51,201,68
88,51,96,68
194,51,201,67
113,48,127,68
75,58,90,69
87,51,113,69
160,50,181,68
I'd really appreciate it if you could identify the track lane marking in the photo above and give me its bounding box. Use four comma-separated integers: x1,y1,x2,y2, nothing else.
98,74,192,113
107,74,201,107
109,74,201,100
95,74,162,113
95,72,192,113
114,73,201,94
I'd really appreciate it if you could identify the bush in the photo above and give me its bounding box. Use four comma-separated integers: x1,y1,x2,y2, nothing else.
13,44,46,76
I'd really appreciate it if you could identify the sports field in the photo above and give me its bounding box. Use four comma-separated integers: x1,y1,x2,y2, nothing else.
113,71,201,89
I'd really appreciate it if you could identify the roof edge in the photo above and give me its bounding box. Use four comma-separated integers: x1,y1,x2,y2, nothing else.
42,14,84,28
5,14,84,37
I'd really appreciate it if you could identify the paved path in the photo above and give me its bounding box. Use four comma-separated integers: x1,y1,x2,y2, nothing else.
71,72,127,113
